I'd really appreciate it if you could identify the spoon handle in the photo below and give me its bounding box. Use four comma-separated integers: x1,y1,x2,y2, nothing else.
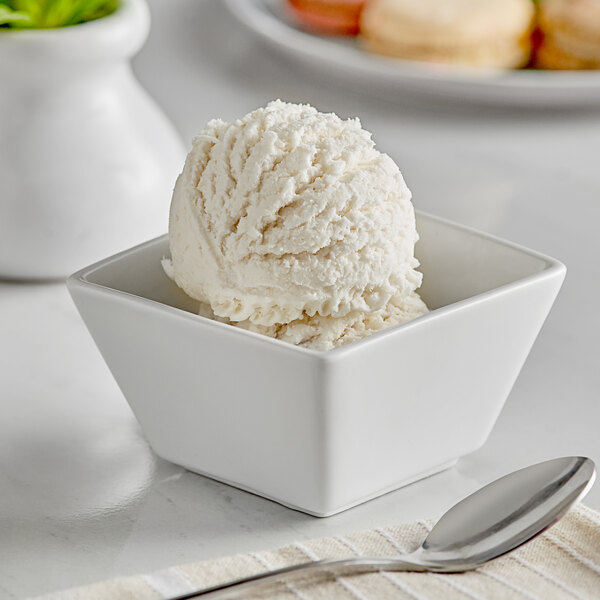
166,557,427,599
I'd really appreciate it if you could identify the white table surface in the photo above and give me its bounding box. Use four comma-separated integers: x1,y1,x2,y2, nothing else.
2,1,600,598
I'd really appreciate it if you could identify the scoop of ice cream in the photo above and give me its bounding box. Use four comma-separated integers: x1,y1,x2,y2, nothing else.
164,100,422,327
234,291,428,351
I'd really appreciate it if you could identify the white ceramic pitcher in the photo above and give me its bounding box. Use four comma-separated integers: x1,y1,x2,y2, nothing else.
0,0,186,279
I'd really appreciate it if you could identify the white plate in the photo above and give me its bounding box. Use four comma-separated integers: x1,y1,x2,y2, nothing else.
224,0,600,107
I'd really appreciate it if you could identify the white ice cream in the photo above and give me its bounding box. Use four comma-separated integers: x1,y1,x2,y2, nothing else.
164,100,427,349
197,291,428,351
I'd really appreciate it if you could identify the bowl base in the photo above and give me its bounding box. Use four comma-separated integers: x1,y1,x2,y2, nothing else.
179,458,459,517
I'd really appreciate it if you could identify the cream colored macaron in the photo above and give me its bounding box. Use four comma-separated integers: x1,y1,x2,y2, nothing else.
360,0,535,68
536,0,600,69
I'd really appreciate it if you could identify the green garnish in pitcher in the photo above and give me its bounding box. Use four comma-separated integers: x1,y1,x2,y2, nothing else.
0,0,119,28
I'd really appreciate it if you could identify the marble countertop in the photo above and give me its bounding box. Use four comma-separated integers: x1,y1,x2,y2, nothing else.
2,1,600,598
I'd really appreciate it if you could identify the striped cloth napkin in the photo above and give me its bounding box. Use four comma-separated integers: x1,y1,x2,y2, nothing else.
36,503,600,600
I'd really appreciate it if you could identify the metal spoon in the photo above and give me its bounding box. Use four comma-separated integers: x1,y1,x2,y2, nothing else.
169,456,595,599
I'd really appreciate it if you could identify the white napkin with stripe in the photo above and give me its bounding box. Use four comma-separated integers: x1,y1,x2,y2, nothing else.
35,503,600,600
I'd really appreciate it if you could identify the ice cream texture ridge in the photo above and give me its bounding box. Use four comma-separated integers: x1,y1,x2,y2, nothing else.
163,100,427,350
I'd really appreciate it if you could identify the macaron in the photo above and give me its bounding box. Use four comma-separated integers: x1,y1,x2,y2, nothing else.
359,0,535,68
535,0,600,69
286,0,366,35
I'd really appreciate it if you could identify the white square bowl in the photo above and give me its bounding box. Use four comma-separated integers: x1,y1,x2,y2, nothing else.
67,212,566,516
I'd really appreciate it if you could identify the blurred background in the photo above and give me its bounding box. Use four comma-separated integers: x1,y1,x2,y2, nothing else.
2,0,600,598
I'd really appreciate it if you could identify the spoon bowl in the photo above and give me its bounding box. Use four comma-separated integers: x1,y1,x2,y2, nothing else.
417,456,596,571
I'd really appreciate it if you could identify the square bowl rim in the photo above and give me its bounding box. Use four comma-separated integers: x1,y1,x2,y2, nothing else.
67,210,566,362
